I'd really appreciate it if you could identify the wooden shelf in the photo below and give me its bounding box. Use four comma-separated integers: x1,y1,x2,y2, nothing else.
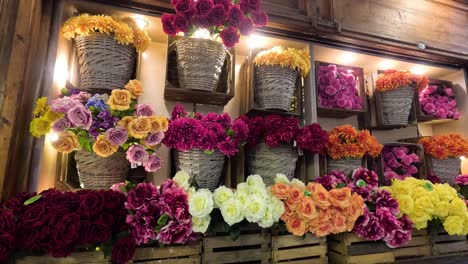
317,107,366,118
370,123,417,130
164,87,234,106
417,117,457,125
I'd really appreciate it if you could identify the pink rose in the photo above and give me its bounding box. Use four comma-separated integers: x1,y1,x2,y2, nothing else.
220,26,240,48
161,14,176,35
228,5,244,27
144,154,163,172
239,17,254,35
209,4,226,26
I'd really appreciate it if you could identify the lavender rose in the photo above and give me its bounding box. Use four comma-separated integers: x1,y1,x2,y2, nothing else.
67,105,92,129
135,104,155,117
106,126,128,146
144,154,163,172
52,118,71,132
144,131,165,146
126,144,149,164
50,97,80,113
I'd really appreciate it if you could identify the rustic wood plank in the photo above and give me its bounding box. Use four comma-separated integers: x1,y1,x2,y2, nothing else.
273,233,323,249
273,245,326,261
203,233,270,250
136,256,200,264
15,251,108,264
275,258,328,264
392,245,432,259
433,241,468,255
133,244,201,260
203,249,271,264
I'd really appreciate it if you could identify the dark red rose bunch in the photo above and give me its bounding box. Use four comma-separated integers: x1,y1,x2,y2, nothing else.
162,0,269,48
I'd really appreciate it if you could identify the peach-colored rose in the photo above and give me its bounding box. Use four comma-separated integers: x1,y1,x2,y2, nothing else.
118,116,134,129
51,131,80,153
332,210,348,234
125,79,144,98
92,135,118,157
286,213,307,236
317,208,332,223
314,221,334,237
344,193,364,222
107,89,131,110
309,183,331,209
128,116,152,139
329,187,352,209
281,206,293,222
271,183,291,200
298,197,318,221
286,185,304,210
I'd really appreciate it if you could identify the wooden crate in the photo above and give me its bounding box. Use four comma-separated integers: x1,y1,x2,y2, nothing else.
415,78,457,125
328,233,395,264
432,231,468,256
14,251,108,264
202,229,271,264
272,230,327,264
392,229,431,260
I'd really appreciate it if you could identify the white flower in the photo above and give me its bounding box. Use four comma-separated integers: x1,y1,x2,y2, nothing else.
243,194,267,223
188,189,214,218
274,173,290,184
259,206,275,228
291,178,305,187
250,185,269,200
235,191,248,206
220,198,244,226
213,186,234,208
271,196,285,220
187,186,196,196
246,174,266,188
173,171,191,191
192,215,211,233
237,182,250,195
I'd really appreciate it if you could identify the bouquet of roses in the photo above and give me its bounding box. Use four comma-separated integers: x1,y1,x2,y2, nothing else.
161,0,268,48
382,146,420,184
418,134,468,160
0,189,130,263
29,80,167,172
375,69,428,92
326,125,382,160
271,174,364,237
419,85,460,119
316,64,363,110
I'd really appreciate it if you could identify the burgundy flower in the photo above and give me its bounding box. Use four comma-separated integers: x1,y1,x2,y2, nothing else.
385,228,411,248
196,0,213,17
174,13,189,33
376,207,400,237
21,203,48,228
79,220,112,245
192,15,211,28
209,4,226,26
220,26,240,48
0,233,14,263
50,213,80,254
50,191,79,213
316,170,350,190
78,190,104,218
112,237,136,264
175,0,192,14
17,227,45,251
127,214,156,245
161,14,177,35
240,0,261,13
427,174,441,184
102,190,126,211
353,211,385,241
252,10,268,26
0,210,16,234
375,189,400,216
157,220,192,244
126,182,159,211
295,123,328,153
239,17,254,36
228,5,244,27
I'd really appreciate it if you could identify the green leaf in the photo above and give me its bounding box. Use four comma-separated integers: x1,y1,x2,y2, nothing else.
356,179,367,188
60,88,70,96
303,190,311,196
157,214,170,226
424,181,434,191
336,182,346,188
122,143,130,151
119,185,127,193
24,194,42,205
204,149,215,155
226,129,235,136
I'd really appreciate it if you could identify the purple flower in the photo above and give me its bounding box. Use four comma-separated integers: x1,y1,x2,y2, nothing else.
135,104,155,117
316,171,350,190
375,190,400,215
51,97,80,113
67,105,92,129
144,154,163,172
171,103,187,120
106,126,128,146
156,221,192,244
376,207,401,237
126,214,156,245
455,175,468,186
209,4,226,26
220,26,240,48
427,174,441,184
126,145,149,164
239,17,254,36
70,91,91,103
350,168,378,201
228,5,244,27
144,131,165,147
89,110,119,139
353,209,385,241
385,228,411,248
52,118,71,132
125,182,159,210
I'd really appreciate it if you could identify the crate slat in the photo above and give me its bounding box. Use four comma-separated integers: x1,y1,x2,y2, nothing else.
135,256,200,264
204,233,270,251
329,250,394,264
432,231,468,256
133,244,201,261
15,251,107,264
273,233,323,249
393,245,432,259
273,244,326,261
272,228,327,264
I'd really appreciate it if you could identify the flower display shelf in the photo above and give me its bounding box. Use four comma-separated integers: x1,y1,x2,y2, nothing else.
431,231,468,256
202,226,271,264
415,78,457,125
392,229,431,260
373,89,417,129
315,61,367,118
272,227,327,264
164,36,235,106
327,233,395,264
319,155,367,176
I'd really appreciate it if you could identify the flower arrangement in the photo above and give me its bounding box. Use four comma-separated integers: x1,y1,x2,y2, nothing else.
317,168,378,201
419,85,460,119
253,46,311,77
454,174,468,201
241,115,328,153
375,69,428,92
389,177,468,236
418,134,468,159
29,80,167,172
61,14,151,52
316,64,363,110
161,0,268,48
0,189,129,263
382,146,420,184
326,125,382,160
163,104,248,157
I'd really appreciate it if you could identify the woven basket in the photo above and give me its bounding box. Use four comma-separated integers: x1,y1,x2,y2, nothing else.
327,158,362,175
174,149,225,191
247,142,298,186
175,38,227,92
431,157,461,183
75,33,136,93
255,65,298,111
380,86,414,125
75,150,130,190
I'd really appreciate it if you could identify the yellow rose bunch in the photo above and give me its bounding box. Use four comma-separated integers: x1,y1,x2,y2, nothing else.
254,46,311,77
389,177,468,234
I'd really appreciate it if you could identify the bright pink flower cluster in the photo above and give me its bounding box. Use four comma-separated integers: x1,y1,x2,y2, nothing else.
455,175,468,202
162,0,268,48
317,64,363,110
419,85,460,119
163,104,248,157
382,146,420,184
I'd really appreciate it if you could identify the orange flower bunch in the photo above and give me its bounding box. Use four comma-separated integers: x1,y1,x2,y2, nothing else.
326,125,383,159
418,134,468,159
271,180,364,237
376,69,428,92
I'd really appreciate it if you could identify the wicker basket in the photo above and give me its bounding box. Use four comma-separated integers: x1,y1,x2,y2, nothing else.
175,38,227,92
327,158,362,175
174,149,225,191
75,33,136,93
255,65,298,111
430,157,461,183
74,150,130,190
380,86,414,125
247,142,298,186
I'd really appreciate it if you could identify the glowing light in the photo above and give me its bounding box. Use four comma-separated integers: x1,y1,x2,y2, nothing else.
53,55,69,88
378,60,395,70
235,64,241,75
142,52,148,59
193,29,211,39
339,52,355,64
461,156,466,161
248,34,266,49
347,69,354,74
410,66,426,75
49,132,59,143
134,17,149,29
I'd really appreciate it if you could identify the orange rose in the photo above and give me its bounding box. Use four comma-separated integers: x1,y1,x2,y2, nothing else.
308,183,330,209
344,194,364,221
286,214,307,236
329,188,352,208
317,208,332,223
281,206,293,222
314,221,334,237
332,210,347,234
298,197,318,221
271,183,291,200
346,219,356,232
286,185,304,210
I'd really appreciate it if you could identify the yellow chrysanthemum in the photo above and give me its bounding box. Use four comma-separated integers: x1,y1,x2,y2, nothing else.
254,46,311,77
30,117,51,138
33,97,49,117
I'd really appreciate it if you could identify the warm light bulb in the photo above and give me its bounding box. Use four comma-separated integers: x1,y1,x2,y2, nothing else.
339,52,355,64
142,52,148,59
53,55,69,88
461,156,466,161
49,132,59,142
134,17,149,29
248,34,266,49
378,60,395,70
193,29,211,39
410,66,426,75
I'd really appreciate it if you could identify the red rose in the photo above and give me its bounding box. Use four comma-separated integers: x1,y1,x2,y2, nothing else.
111,237,136,264
97,211,116,230
252,10,268,26
228,5,244,27
174,13,189,33
240,0,261,13
21,203,48,228
50,191,79,213
193,15,211,28
0,210,16,233
209,4,226,26
17,227,45,251
78,190,104,218
220,26,240,48
213,0,232,10
79,220,111,245
175,0,192,14
161,14,177,35
2,192,36,214
101,190,125,211
239,17,254,35
0,233,14,263
196,0,213,17
51,213,80,248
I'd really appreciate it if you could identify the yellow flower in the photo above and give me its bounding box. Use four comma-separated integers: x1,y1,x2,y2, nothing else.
125,80,144,98
128,116,152,139
411,186,429,200
379,186,393,195
410,209,431,225
449,198,467,216
118,116,134,129
413,221,428,229
107,89,132,111
33,97,49,116
29,117,51,138
464,215,468,234
435,201,450,219
51,131,80,153
414,196,435,215
397,195,414,215
149,116,169,133
391,180,412,197
435,183,458,202
253,46,311,77
43,110,64,123
92,135,118,157
444,215,465,235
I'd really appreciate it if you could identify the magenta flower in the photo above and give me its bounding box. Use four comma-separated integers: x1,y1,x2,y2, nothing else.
350,168,378,201
220,26,240,48
252,10,268,26
239,17,254,35
228,5,244,27
419,85,460,119
375,189,400,216
209,4,226,26
161,14,176,35
50,97,80,113
455,175,468,186
316,170,350,190
125,182,159,211
353,209,385,241
295,123,328,153
196,0,213,17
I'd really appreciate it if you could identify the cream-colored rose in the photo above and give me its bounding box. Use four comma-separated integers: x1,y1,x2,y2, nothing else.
107,89,131,110
291,178,305,187
192,215,211,233
128,116,152,139
236,182,250,195
243,195,267,223
51,131,80,153
220,197,244,226
125,79,144,98
92,135,118,157
249,185,269,200
235,191,248,206
275,173,290,184
246,174,265,187
259,206,275,228
188,189,214,218
271,196,285,220
173,171,191,191
213,186,234,208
